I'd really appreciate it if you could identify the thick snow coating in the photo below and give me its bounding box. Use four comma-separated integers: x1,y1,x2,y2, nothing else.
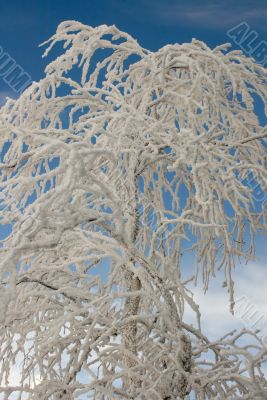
0,21,266,399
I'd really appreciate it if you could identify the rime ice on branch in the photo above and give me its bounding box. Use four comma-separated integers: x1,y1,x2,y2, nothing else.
0,21,266,399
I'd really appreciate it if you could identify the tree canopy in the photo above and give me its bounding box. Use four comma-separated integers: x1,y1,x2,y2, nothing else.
0,21,266,399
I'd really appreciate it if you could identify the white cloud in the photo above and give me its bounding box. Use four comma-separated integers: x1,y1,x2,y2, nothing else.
184,261,267,341
121,1,267,31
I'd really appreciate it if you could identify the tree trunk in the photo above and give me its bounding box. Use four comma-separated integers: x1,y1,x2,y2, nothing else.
122,270,141,395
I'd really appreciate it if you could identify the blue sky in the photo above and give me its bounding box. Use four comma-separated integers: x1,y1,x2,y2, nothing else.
0,0,266,358
1,0,266,244
0,0,267,99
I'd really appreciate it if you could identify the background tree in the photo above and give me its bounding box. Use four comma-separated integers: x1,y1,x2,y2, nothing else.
0,21,266,399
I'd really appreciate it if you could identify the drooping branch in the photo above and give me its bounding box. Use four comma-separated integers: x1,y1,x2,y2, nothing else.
0,21,266,400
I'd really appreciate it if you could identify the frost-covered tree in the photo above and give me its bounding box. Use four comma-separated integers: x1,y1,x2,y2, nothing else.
0,21,266,399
